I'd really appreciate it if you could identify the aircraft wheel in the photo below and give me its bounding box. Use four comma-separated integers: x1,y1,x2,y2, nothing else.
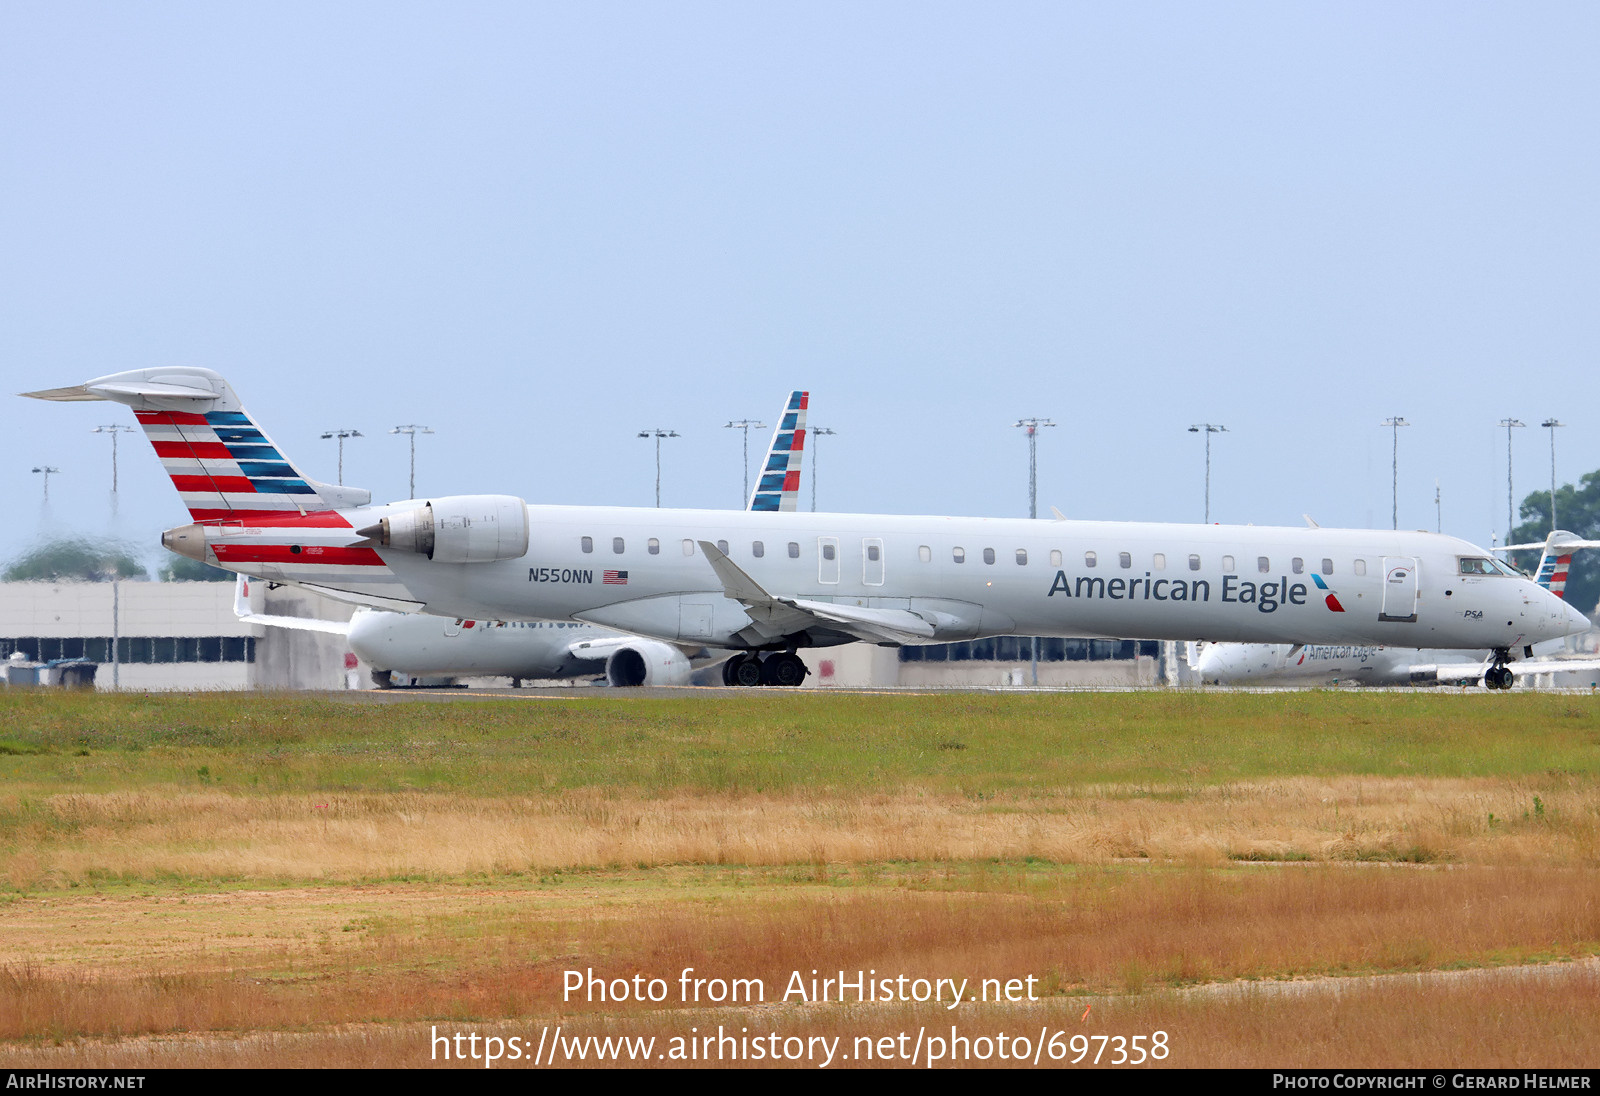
761,652,808,688
733,656,765,688
1489,665,1514,690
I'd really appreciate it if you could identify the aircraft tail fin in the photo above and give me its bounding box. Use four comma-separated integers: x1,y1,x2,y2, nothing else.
22,367,370,522
748,391,808,512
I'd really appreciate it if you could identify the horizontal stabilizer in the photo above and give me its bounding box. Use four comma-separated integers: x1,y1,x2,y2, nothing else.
19,384,100,402
24,373,223,412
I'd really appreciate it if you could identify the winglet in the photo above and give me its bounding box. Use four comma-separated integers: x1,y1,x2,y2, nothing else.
697,540,774,603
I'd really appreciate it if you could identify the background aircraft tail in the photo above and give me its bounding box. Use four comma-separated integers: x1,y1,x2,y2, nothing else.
23,367,369,522
748,390,808,512
1504,530,1600,602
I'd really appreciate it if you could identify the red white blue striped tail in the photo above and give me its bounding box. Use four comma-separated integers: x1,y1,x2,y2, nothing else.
134,407,329,522
749,390,808,512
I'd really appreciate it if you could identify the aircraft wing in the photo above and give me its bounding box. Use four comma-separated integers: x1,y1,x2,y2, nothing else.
1508,657,1600,680
697,540,936,645
1428,655,1600,686
232,575,352,636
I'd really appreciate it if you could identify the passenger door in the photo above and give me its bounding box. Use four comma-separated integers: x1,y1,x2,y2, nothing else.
1379,557,1418,623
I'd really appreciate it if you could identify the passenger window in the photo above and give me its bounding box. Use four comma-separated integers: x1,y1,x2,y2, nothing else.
613,537,625,554
682,539,695,556
1085,551,1097,568
1222,555,1235,572
648,538,660,555
1321,558,1333,575
1291,557,1303,574
581,536,593,553
1354,559,1367,576
1152,553,1165,570
788,542,800,559
1049,550,1062,567
1258,556,1270,573
1119,552,1131,569
717,539,729,555
752,541,764,558
953,547,966,563
1015,549,1027,565
919,545,932,563
1188,554,1201,571
822,544,836,561
867,544,880,562
983,548,996,565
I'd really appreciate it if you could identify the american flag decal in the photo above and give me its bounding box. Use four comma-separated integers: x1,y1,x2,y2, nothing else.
604,570,629,585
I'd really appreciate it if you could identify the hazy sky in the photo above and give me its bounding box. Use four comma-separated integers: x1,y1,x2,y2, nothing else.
4,2,1598,572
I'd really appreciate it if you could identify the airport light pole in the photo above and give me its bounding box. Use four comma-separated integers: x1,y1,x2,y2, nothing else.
1541,418,1565,532
724,418,766,507
638,429,679,507
809,427,836,512
1187,424,1227,523
90,424,136,517
1498,418,1525,544
32,466,59,505
1013,418,1055,686
1380,417,1409,530
320,429,362,485
390,424,433,499
1013,418,1056,520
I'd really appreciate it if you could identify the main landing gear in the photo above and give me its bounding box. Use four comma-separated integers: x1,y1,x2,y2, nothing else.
721,651,809,688
1484,648,1515,691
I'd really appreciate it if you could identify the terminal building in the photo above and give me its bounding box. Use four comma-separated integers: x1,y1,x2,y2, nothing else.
0,580,355,691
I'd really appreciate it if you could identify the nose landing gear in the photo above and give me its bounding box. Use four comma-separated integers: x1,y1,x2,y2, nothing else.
1484,649,1515,690
721,651,810,687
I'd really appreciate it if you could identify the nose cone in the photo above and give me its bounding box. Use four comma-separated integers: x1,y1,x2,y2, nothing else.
345,609,386,663
1561,597,1591,637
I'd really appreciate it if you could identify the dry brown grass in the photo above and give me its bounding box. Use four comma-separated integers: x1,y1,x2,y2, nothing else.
4,775,1598,889
5,961,1596,1068
0,862,1595,1046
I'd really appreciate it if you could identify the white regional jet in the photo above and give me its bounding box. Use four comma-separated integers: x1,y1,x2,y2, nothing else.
232,392,814,687
24,368,1592,686
1191,531,1600,688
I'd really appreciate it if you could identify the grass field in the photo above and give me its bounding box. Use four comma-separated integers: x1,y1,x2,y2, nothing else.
1,688,1596,1068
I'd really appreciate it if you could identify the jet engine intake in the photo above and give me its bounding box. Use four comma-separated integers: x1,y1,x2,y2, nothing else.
604,640,693,687
364,495,529,563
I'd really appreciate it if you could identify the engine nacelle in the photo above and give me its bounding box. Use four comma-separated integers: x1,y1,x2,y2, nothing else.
605,640,694,687
366,495,529,563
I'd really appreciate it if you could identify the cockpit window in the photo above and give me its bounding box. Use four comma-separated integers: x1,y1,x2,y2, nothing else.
1458,557,1499,576
1491,558,1522,578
